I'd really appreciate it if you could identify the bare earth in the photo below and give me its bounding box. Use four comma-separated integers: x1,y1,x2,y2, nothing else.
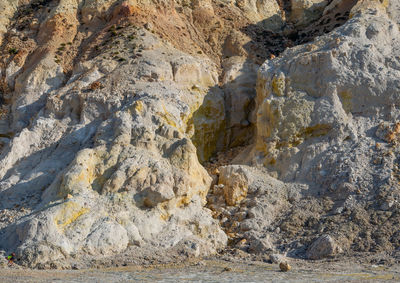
1,259,399,283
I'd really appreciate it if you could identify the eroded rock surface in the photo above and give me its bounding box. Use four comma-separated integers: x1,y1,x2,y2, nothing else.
235,0,400,258
1,0,397,269
306,234,342,259
0,1,229,266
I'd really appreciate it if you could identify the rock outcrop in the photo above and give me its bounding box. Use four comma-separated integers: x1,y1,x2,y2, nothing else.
234,0,400,257
1,0,399,268
0,0,229,267
306,234,342,259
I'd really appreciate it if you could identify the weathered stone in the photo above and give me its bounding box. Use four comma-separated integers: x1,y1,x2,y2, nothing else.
0,18,227,266
279,261,291,272
270,253,287,264
290,0,328,27
243,0,400,187
0,0,19,45
222,56,258,147
247,234,273,254
306,235,342,260
218,165,249,206
0,0,398,269
235,0,284,32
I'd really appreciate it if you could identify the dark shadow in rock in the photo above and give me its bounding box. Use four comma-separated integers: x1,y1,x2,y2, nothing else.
240,0,358,64
190,62,257,164
0,120,100,257
0,120,99,212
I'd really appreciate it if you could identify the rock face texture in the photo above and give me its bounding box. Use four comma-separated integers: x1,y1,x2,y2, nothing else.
236,0,400,258
1,0,399,268
0,0,230,267
0,23,228,267
306,234,342,259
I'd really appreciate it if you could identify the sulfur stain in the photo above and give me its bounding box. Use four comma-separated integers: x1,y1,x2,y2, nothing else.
54,202,89,229
338,90,352,113
159,201,171,221
190,94,226,163
379,0,389,8
271,75,285,97
301,124,332,138
132,100,144,114
272,124,331,152
176,195,191,208
160,104,178,129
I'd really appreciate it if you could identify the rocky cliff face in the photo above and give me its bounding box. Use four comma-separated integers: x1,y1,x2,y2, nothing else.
0,0,398,268
232,0,400,259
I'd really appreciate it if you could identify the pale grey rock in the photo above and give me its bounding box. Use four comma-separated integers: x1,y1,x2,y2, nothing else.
240,219,260,232
225,1,400,258
246,232,273,254
13,55,65,129
269,253,287,264
83,219,129,256
0,0,397,267
290,0,328,27
235,0,284,31
5,61,22,88
244,1,400,193
0,27,226,267
306,234,342,259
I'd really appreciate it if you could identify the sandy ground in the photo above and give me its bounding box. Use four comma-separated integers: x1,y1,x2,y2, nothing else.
1,259,399,282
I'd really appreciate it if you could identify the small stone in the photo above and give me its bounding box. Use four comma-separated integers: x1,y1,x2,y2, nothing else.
89,81,102,90
191,84,201,91
240,119,250,127
212,168,220,175
380,200,394,211
247,234,272,254
144,22,153,31
279,262,291,272
334,206,344,214
64,194,73,200
236,238,247,248
29,19,40,30
223,266,232,272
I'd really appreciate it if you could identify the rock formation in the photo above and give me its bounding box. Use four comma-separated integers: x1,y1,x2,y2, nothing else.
0,0,399,268
234,0,400,258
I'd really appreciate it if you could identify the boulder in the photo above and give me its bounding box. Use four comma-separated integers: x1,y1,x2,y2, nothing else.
218,165,249,206
306,234,342,259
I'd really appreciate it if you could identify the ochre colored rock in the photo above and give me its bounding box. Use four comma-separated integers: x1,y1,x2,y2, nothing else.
279,262,291,272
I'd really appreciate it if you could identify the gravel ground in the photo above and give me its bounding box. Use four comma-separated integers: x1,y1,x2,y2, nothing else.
0,259,399,282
